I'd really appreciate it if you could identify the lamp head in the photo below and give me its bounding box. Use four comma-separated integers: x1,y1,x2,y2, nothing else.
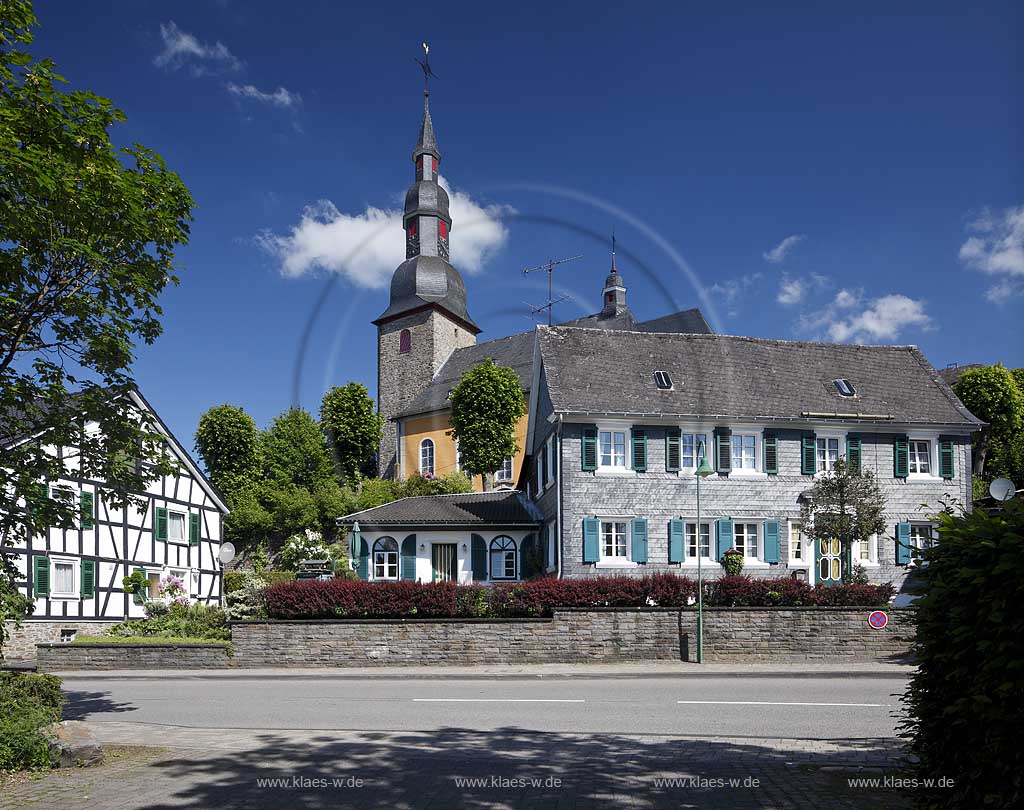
695,442,715,478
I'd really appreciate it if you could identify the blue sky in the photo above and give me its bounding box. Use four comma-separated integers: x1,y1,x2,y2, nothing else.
33,1,1023,447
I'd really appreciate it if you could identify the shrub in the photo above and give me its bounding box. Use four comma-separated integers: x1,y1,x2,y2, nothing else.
812,581,893,606
224,573,269,620
720,548,744,576
224,569,294,594
0,699,57,772
105,603,230,640
0,673,64,721
279,528,330,571
901,500,1024,809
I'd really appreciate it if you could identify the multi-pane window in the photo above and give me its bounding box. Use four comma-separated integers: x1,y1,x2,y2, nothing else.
601,521,628,558
734,523,759,558
731,435,757,470
495,456,514,482
546,438,556,486
599,430,627,469
680,433,709,468
168,511,186,542
373,538,399,580
790,523,803,561
419,439,435,476
490,536,517,579
685,522,711,559
816,438,840,472
909,524,934,551
52,561,75,596
909,441,931,474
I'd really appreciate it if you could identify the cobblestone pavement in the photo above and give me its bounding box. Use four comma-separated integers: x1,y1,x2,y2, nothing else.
1,724,914,810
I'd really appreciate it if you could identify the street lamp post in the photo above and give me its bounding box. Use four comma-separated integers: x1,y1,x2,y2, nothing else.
694,441,715,664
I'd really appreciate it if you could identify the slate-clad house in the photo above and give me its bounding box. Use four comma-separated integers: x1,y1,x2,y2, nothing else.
2,389,230,657
525,326,981,588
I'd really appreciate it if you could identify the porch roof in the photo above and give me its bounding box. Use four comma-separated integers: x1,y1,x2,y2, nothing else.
338,490,542,530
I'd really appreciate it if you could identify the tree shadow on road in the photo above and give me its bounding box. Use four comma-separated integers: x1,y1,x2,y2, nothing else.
62,689,138,720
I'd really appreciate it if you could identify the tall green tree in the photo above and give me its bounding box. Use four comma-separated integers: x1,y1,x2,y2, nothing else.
447,359,526,490
954,364,1024,479
319,383,383,483
194,404,261,497
798,458,886,583
260,407,335,492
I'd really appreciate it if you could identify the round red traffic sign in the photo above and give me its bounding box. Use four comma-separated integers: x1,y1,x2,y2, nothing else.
868,610,888,630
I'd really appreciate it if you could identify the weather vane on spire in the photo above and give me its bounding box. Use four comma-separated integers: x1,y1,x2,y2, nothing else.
415,42,439,92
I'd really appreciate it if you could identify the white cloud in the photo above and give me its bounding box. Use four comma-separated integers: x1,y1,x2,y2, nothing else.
255,176,511,287
832,288,861,309
226,82,300,108
958,205,1024,302
763,234,806,264
154,21,242,74
706,273,762,317
825,294,931,344
776,275,805,305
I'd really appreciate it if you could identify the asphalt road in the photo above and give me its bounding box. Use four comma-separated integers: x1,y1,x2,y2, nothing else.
61,673,908,740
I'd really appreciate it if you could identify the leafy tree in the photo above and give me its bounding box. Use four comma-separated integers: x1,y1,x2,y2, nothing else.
194,404,261,497
260,407,335,492
320,383,383,483
0,555,32,652
447,359,526,489
798,458,886,583
954,364,1024,479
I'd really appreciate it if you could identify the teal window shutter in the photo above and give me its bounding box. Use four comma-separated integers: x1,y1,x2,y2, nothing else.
714,428,732,474
763,521,780,563
715,519,734,561
520,533,537,579
668,519,684,563
80,491,95,529
581,426,598,471
189,512,200,545
133,566,147,604
631,518,648,563
893,436,909,478
801,433,816,475
33,556,49,597
631,429,648,472
665,429,681,472
763,434,778,475
846,435,862,474
582,518,599,563
401,535,418,580
155,507,168,541
938,437,955,479
354,538,369,580
895,522,912,565
470,534,487,581
81,560,95,599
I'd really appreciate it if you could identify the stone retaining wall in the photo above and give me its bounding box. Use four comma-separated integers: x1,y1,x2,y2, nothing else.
36,643,231,671
3,620,120,662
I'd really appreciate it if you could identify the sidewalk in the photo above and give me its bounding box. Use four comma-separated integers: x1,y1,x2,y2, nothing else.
51,660,915,680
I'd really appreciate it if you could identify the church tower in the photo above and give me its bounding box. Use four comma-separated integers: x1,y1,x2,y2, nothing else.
374,87,480,478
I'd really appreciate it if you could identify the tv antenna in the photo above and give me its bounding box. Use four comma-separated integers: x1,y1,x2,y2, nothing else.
522,255,582,326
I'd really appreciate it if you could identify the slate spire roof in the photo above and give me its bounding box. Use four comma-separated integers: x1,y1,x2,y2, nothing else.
413,90,440,161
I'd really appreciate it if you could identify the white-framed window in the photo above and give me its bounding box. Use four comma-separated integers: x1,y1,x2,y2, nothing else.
601,521,628,559
489,536,517,580
680,432,710,469
909,523,935,552
685,521,711,560
599,430,627,469
734,522,759,559
546,520,557,572
167,509,187,543
789,522,804,563
854,534,878,566
373,537,399,580
49,484,76,506
909,440,931,475
50,557,79,599
546,437,556,488
495,455,514,483
816,437,841,472
731,434,758,472
146,571,161,599
419,438,435,476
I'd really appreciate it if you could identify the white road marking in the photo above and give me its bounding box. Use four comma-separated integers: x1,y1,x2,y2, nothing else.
412,698,586,703
677,700,886,707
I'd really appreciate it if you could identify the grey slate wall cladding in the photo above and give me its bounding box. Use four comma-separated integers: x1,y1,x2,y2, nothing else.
551,423,969,587
37,643,231,671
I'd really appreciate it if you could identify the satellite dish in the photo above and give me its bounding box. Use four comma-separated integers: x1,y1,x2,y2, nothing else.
989,478,1016,502
218,542,236,564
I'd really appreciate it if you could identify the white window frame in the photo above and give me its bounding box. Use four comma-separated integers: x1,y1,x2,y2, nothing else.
546,520,557,573
726,429,765,477
372,537,400,581
906,434,939,480
49,556,80,600
908,522,937,564
788,521,807,566
814,433,844,474
681,520,713,565
166,508,188,545
852,534,879,567
730,521,769,567
419,438,435,476
595,517,637,568
489,535,518,581
495,455,514,483
545,437,555,489
675,429,711,475
597,426,629,473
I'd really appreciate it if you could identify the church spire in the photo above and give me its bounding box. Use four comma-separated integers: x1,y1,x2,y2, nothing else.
602,227,627,316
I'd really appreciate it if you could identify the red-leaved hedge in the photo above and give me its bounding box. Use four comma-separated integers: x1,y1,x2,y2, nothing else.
262,575,893,620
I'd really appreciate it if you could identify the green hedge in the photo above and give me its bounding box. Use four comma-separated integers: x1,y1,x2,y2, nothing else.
902,500,1024,809
0,673,63,772
223,570,295,594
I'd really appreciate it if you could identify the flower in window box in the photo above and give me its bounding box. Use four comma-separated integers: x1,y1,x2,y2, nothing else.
721,548,745,576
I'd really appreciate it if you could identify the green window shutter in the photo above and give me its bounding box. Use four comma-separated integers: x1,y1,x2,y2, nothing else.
155,507,168,541
763,521,780,563
801,433,816,475
668,519,685,563
80,491,95,529
763,434,778,475
133,566,146,604
470,534,487,581
354,539,369,580
715,519,734,561
189,512,201,545
714,428,731,474
581,426,598,471
665,429,681,472
895,522,912,565
33,556,49,597
81,560,95,599
631,429,648,472
846,435,862,474
938,437,955,480
401,535,418,580
631,518,648,563
520,533,537,579
893,436,909,479
582,518,599,563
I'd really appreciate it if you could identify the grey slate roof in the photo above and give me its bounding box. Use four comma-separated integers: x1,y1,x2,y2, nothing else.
373,255,479,332
537,326,983,427
635,308,713,335
339,490,542,528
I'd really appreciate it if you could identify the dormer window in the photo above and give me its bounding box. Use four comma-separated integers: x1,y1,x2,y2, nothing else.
654,371,673,390
834,378,856,397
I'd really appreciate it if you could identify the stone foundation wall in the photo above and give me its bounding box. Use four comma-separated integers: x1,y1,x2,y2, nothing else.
3,620,119,662
36,643,231,671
